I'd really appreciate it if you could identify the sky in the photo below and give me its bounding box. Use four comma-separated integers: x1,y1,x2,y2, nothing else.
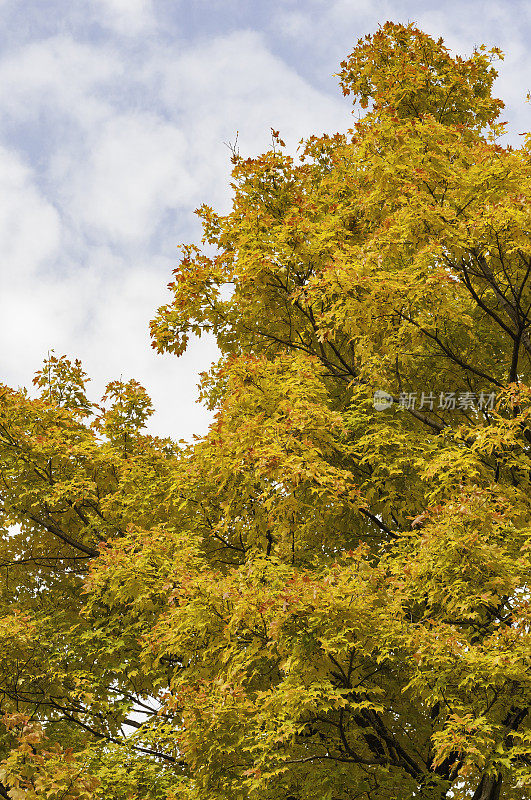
0,0,529,440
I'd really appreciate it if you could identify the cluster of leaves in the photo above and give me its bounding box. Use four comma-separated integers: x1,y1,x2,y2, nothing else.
0,20,530,800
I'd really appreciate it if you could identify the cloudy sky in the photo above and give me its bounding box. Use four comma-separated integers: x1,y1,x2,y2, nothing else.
0,0,529,439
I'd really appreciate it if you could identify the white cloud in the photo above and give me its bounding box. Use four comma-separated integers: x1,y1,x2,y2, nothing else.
61,114,194,247
0,146,61,279
94,0,156,36
0,268,95,395
0,37,121,128
153,30,352,201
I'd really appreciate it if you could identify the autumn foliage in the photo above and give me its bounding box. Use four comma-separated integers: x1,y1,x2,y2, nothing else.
0,21,530,800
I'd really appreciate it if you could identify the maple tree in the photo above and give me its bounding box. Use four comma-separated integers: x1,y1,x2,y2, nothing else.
0,20,530,800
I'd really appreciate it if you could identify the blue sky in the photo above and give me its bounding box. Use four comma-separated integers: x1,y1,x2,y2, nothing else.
1,0,529,438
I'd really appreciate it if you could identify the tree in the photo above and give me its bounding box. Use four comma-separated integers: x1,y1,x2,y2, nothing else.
0,20,530,800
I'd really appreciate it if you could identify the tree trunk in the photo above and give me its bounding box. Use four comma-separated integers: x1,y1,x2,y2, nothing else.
472,774,502,800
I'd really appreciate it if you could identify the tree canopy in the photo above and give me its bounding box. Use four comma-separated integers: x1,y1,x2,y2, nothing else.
0,21,530,800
